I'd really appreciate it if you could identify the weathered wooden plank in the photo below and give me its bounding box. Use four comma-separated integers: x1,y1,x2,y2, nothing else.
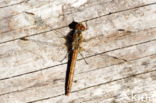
0,54,156,103
0,27,156,80
0,0,155,43
1,0,155,19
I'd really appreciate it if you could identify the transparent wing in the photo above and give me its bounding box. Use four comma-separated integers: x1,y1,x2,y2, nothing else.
80,30,131,62
18,29,68,62
17,27,130,63
82,30,131,51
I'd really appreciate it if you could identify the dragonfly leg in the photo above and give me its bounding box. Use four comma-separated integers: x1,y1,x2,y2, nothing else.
60,52,69,62
78,51,88,64
83,47,128,62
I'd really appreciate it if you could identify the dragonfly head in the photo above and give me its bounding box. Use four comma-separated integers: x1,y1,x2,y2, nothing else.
75,23,86,31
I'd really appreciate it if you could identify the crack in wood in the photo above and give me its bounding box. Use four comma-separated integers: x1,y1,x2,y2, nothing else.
0,0,29,8
85,2,156,22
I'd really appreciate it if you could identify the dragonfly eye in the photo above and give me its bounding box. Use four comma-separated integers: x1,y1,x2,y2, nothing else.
76,23,86,31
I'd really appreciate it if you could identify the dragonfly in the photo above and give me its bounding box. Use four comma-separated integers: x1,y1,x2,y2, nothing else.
19,21,128,95
65,22,87,95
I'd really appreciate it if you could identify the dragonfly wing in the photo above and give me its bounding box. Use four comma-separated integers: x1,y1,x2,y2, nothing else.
82,30,131,55
81,34,107,55
18,34,67,62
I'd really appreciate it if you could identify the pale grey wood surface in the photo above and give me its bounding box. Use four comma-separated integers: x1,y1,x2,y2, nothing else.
0,0,156,103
